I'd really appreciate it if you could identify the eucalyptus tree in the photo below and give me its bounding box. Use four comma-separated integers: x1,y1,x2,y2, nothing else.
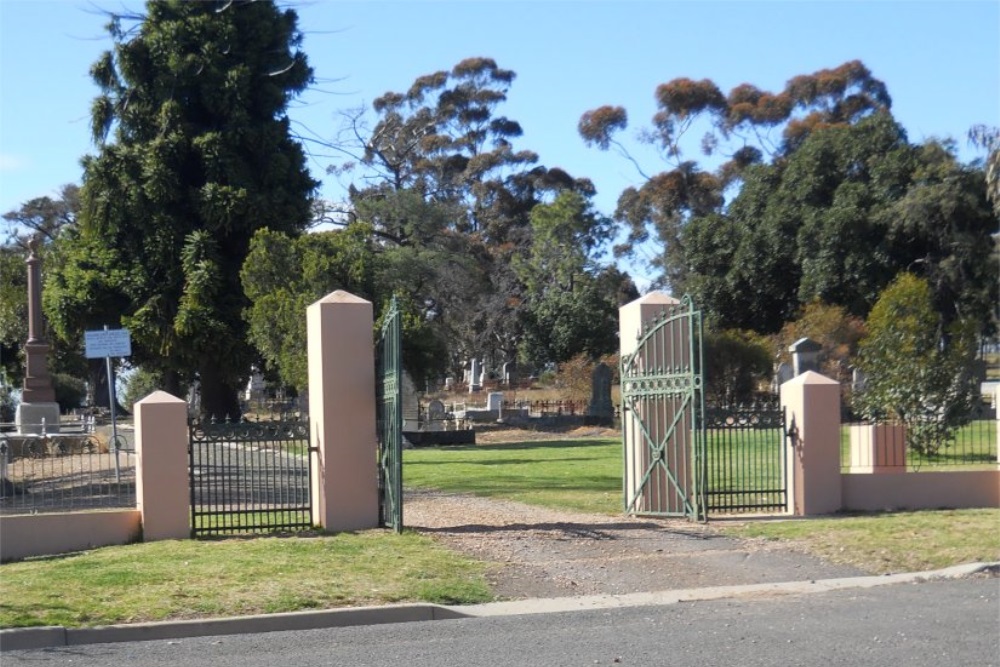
336,58,597,373
683,114,996,334
45,1,317,419
579,60,892,291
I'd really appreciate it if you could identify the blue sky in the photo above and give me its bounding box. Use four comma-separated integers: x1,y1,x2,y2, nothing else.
1,0,998,284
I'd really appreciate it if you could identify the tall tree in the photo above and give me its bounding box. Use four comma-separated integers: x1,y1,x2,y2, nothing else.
579,60,891,290
514,191,621,366
334,58,597,374
45,1,317,419
683,113,996,334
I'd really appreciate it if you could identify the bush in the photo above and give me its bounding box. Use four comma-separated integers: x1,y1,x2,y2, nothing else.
703,329,774,407
120,367,164,412
52,373,87,411
855,273,979,455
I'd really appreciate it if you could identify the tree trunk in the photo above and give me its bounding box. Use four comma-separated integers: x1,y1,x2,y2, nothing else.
87,359,130,415
199,362,242,422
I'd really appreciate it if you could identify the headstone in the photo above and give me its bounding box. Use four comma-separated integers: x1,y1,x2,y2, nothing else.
469,359,482,392
444,376,455,391
245,370,265,402
427,399,446,420
15,239,60,434
789,338,822,376
773,361,793,391
402,372,420,431
502,361,516,385
486,392,503,411
586,362,614,423
851,367,867,393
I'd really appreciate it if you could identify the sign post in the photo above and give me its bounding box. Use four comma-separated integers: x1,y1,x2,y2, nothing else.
84,327,132,482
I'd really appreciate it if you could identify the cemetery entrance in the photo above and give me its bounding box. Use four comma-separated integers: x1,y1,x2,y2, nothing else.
620,296,788,521
188,418,313,537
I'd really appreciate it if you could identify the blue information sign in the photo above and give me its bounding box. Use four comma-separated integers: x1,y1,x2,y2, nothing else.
84,328,132,359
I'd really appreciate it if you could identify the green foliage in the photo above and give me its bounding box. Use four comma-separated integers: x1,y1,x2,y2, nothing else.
48,1,317,419
52,372,87,411
120,367,164,411
703,329,774,406
515,191,621,367
855,274,979,455
339,59,603,373
0,381,15,422
242,225,377,391
581,60,891,288
684,113,997,335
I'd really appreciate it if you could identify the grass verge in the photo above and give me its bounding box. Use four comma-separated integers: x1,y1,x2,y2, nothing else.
719,508,1000,574
0,530,492,629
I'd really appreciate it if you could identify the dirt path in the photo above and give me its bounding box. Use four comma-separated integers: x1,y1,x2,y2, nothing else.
404,489,866,600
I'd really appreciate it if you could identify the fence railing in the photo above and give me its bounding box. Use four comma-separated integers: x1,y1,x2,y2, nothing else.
0,432,136,515
188,417,313,537
841,418,998,471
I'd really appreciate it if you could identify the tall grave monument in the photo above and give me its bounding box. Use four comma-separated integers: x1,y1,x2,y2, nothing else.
16,239,60,433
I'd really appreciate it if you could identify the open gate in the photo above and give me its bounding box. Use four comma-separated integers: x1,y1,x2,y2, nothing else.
620,295,789,521
188,417,313,537
620,296,705,521
376,296,403,533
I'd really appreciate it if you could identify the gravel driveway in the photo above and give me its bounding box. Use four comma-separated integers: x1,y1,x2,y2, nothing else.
404,489,867,600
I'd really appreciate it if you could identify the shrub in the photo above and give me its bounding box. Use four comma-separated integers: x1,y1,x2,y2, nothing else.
855,273,979,455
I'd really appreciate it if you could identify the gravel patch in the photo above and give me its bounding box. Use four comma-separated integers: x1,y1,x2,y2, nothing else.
404,489,867,600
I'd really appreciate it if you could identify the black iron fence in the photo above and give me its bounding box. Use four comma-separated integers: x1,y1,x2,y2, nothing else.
0,432,135,515
188,418,313,537
841,417,997,471
703,404,788,514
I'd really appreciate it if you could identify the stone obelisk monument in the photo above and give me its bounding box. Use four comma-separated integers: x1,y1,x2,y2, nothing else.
15,239,60,434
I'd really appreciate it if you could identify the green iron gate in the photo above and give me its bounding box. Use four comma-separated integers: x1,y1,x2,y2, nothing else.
376,296,403,533
620,296,706,521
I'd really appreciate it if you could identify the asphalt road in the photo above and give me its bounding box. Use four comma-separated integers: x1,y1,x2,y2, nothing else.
4,578,998,667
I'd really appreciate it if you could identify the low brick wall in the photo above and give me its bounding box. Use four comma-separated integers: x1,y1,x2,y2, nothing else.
841,469,1000,512
1,510,142,562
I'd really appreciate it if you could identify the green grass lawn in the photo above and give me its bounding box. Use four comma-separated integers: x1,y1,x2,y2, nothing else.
404,438,624,514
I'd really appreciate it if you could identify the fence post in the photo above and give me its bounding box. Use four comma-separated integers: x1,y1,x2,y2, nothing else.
995,385,999,464
307,290,379,531
134,391,190,541
779,371,842,516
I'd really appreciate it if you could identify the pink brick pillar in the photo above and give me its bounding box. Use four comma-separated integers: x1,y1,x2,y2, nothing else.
134,391,190,541
780,371,842,516
307,291,379,531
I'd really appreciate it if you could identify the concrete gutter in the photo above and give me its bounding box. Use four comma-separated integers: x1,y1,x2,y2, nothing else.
2,562,995,652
